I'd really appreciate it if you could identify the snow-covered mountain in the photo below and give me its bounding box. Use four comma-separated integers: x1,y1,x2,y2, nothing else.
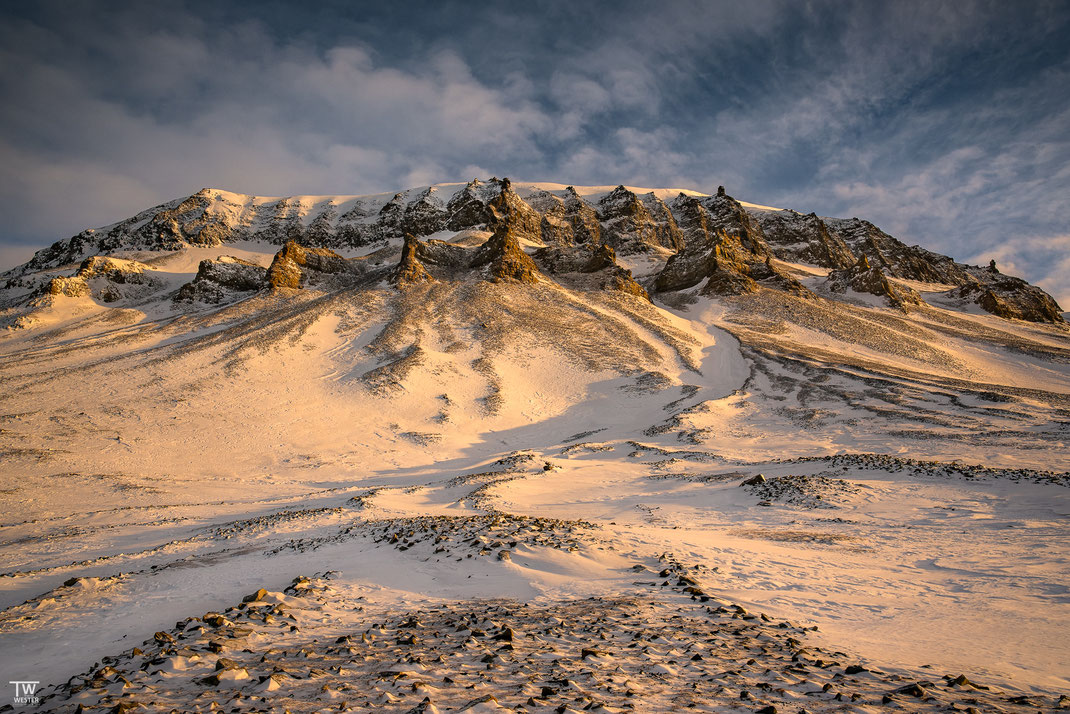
0,179,1067,713
3,178,1063,324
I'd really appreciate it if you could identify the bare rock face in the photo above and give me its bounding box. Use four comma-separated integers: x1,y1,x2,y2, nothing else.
76,256,148,285
39,256,154,304
605,269,651,300
375,193,407,242
533,243,649,300
696,186,769,258
446,179,497,231
698,243,762,296
486,178,543,243
640,193,684,252
44,275,91,298
669,194,716,253
266,241,352,290
8,179,1063,324
755,211,856,269
523,190,571,247
653,230,758,295
824,254,923,309
564,187,602,245
823,218,963,284
470,224,541,284
598,186,682,254
402,188,449,236
655,188,810,298
176,256,267,303
957,269,1064,323
392,234,436,287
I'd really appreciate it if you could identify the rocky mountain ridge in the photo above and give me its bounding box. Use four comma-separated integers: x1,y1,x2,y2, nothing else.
1,178,1063,324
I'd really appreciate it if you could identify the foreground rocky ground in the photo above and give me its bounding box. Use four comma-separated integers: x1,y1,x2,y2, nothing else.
33,560,1069,714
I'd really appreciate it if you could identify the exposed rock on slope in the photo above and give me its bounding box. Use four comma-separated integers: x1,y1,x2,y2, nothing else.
176,256,267,303
392,233,436,287
598,185,683,254
266,241,354,290
470,225,542,284
755,210,856,269
534,243,650,300
485,178,543,243
445,179,497,231
654,189,806,298
3,178,1062,324
955,269,1064,323
824,254,923,309
38,256,154,304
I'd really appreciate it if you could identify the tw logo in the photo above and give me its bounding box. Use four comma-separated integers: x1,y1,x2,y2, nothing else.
9,681,40,705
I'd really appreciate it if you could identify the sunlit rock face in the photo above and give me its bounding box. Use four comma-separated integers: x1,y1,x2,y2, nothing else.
6,177,1060,323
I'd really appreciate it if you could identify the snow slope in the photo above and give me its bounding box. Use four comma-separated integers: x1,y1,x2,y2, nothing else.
0,183,1067,713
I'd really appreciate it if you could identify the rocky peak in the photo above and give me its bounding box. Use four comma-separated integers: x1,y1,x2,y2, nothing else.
956,267,1064,323
822,218,962,285
375,193,408,239
561,187,602,246
485,178,542,243
669,194,714,254
7,179,1063,325
753,210,856,270
402,187,449,236
640,193,684,252
525,191,576,247
392,233,436,287
598,186,680,254
470,224,541,284
698,188,768,258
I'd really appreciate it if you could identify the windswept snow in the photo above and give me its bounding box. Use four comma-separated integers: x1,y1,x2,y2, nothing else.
0,184,1067,713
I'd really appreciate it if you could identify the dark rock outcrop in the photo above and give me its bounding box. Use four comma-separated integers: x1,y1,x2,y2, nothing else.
43,275,91,299
755,211,856,269
564,187,602,246
445,181,492,231
957,269,1064,323
598,186,682,254
401,188,449,236
485,178,543,243
38,256,154,304
176,256,267,303
822,218,963,284
824,254,923,309
266,241,352,290
695,187,769,258
392,234,435,287
533,243,649,300
470,224,541,284
7,179,1062,325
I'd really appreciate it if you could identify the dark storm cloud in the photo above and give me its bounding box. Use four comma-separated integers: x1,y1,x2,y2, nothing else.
1,0,1068,304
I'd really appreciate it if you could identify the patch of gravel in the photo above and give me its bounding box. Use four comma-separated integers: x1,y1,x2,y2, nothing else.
35,571,1062,713
743,474,862,509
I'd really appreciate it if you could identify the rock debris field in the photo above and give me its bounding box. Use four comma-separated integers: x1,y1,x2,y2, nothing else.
34,559,1068,714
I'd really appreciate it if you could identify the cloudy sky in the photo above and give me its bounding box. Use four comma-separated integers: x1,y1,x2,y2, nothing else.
2,1,1068,305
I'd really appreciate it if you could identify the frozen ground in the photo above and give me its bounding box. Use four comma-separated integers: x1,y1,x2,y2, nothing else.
0,239,1068,712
